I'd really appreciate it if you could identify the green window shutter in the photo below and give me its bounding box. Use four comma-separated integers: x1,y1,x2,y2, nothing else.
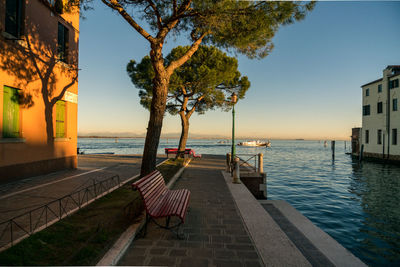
3,86,20,138
56,100,65,138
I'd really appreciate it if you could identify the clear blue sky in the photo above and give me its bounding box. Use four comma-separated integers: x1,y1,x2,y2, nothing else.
77,1,400,140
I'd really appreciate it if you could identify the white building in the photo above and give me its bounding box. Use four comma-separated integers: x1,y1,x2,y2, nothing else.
361,65,400,161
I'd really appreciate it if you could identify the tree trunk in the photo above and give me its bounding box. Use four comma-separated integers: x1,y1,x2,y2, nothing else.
140,45,169,176
177,112,189,158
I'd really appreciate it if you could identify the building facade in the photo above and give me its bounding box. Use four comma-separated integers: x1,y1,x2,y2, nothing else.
361,65,400,162
0,0,79,182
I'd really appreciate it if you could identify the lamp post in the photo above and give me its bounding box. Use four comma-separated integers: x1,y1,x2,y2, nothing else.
231,92,238,167
231,92,240,183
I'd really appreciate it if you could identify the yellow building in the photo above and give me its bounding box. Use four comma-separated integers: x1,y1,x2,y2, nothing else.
0,0,79,181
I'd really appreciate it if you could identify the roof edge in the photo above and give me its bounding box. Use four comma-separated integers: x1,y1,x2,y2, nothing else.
361,78,383,88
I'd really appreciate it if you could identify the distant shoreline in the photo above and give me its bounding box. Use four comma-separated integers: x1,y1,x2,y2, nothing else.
78,136,146,139
78,136,350,141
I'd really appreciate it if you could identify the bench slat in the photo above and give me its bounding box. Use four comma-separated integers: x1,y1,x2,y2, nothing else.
136,172,163,193
161,190,181,217
168,190,184,216
134,171,159,187
178,190,190,221
132,169,190,225
141,177,165,199
146,187,167,213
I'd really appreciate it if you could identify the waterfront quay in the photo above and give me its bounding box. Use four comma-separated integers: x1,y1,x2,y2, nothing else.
0,154,365,266
118,155,365,266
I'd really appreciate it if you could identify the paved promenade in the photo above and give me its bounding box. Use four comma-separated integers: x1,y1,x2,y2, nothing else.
118,154,365,267
118,155,264,267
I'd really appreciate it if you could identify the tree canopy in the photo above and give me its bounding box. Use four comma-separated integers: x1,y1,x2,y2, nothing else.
127,45,250,115
70,0,315,59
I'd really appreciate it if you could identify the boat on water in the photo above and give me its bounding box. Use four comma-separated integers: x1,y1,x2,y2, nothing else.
237,140,271,147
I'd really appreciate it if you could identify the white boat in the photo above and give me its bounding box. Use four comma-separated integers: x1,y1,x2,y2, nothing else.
237,140,271,147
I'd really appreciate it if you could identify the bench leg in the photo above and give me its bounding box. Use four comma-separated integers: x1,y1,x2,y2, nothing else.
175,223,185,240
140,213,149,237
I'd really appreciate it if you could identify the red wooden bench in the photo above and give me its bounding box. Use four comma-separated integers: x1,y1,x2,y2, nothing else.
165,148,202,158
132,170,190,238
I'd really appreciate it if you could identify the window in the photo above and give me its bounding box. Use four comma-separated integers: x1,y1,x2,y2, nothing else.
393,129,397,145
365,88,369,96
377,129,382,145
393,98,398,111
2,86,20,138
57,23,69,63
378,84,382,93
390,79,399,89
5,0,23,38
377,102,383,114
55,100,65,138
365,130,369,144
363,105,370,116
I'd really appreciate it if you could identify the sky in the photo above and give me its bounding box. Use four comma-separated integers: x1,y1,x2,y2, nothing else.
77,1,400,140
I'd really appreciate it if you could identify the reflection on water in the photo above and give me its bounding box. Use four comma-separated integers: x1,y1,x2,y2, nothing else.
351,162,400,265
78,138,400,265
264,140,400,266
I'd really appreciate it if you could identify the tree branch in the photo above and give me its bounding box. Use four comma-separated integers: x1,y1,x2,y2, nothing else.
173,0,177,15
187,95,204,118
166,31,208,75
146,0,162,30
160,0,192,40
102,0,156,44
180,85,187,95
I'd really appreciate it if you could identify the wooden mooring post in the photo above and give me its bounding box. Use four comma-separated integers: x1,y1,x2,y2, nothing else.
331,140,335,160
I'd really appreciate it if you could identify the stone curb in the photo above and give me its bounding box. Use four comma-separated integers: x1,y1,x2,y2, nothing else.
96,158,192,266
221,171,310,267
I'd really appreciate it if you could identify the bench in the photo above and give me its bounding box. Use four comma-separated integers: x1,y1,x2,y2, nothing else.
165,148,202,158
132,170,190,238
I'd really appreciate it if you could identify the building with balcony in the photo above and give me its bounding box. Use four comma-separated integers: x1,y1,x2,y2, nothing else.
0,0,79,182
361,65,400,162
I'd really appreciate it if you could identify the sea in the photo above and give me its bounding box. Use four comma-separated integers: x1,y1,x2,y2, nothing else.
78,138,400,266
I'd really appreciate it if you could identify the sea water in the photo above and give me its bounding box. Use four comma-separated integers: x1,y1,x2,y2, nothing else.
78,138,400,265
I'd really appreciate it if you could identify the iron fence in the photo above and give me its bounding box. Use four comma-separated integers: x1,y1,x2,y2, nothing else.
235,153,260,173
0,174,121,252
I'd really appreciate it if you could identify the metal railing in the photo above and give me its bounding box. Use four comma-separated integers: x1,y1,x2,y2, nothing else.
0,174,121,252
236,153,258,172
230,153,264,174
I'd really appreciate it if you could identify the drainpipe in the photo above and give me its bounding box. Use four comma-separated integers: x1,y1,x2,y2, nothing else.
383,67,391,160
386,73,391,160
383,133,385,159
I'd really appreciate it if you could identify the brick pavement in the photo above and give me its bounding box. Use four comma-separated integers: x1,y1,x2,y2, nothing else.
118,155,264,267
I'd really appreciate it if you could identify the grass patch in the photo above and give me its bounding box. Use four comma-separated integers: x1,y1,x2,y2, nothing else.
0,159,186,266
157,157,186,184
